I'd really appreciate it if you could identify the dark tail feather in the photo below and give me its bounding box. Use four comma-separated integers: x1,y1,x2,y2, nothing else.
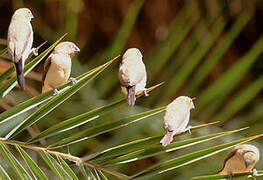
14,61,25,90
160,131,173,147
126,86,136,106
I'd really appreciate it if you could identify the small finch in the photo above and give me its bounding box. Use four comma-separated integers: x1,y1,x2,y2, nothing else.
160,96,195,147
119,48,147,106
42,41,80,94
7,8,35,90
217,144,260,178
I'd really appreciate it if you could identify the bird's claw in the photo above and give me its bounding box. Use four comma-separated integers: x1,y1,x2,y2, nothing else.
31,48,38,56
53,88,60,96
144,89,149,96
33,41,47,56
252,169,258,180
69,77,77,84
228,172,233,180
184,125,192,134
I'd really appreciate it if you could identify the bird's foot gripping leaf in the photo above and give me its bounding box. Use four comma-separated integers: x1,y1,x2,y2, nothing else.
52,88,61,96
144,89,149,96
68,77,77,85
184,125,192,134
31,41,47,56
228,172,233,180
30,48,38,56
252,169,258,180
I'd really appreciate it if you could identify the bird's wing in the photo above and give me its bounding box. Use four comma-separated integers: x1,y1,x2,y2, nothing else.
42,55,52,86
130,61,146,86
217,149,238,173
9,21,32,63
118,63,130,86
119,61,146,87
164,105,189,131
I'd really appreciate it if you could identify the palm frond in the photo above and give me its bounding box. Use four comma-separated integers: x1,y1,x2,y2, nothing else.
6,55,118,139
0,34,66,97
133,134,263,179
28,83,162,143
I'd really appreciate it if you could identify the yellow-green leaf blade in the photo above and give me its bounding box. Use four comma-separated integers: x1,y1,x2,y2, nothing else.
6,56,117,139
39,151,72,180
104,128,246,166
16,146,48,180
97,170,108,180
0,144,32,180
190,170,263,180
85,122,218,162
133,134,263,179
0,48,7,57
0,164,11,180
48,106,166,149
0,60,108,136
57,156,79,180
28,83,162,143
0,42,46,84
0,34,66,98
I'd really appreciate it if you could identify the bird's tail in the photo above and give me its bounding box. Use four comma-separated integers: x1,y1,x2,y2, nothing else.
160,131,173,147
14,61,25,90
126,85,136,106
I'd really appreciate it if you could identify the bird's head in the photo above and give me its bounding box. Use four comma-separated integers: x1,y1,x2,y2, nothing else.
53,42,80,57
235,144,260,169
175,96,195,110
123,48,143,60
13,8,34,21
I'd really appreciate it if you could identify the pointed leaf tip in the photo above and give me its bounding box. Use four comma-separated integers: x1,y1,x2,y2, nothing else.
152,82,165,89
62,32,69,38
36,41,48,50
106,55,120,65
112,55,121,61
206,121,220,126
191,121,219,130
0,34,67,98
237,126,250,131
145,82,165,94
133,134,262,178
6,54,116,139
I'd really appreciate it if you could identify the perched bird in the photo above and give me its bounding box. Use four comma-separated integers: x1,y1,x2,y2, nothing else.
42,41,80,94
217,144,260,178
160,96,195,147
119,48,147,106
7,8,35,90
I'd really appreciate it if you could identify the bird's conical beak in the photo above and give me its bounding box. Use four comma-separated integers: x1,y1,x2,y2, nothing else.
245,159,251,168
74,46,80,53
191,97,196,109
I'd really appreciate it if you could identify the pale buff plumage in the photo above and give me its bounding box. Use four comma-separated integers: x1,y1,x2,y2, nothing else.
217,144,259,176
42,42,80,93
119,48,147,106
7,8,34,90
160,96,195,147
